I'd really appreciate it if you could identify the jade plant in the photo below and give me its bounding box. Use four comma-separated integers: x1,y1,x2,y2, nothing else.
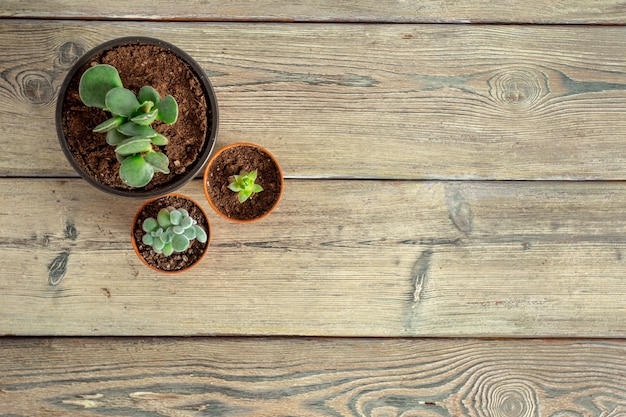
142,207,207,256
229,170,264,203
78,64,178,187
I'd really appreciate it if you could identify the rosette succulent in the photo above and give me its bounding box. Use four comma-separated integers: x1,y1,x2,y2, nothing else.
141,207,208,256
79,64,178,187
228,169,264,203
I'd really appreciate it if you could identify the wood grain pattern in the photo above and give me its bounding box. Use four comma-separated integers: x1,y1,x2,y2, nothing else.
2,0,626,23
1,337,625,416
1,178,625,337
4,22,626,179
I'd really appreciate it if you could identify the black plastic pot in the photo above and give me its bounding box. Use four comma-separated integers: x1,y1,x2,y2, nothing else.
56,37,219,199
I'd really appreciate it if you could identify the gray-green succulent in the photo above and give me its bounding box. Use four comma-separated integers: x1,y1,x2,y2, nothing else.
228,170,264,203
79,64,178,188
142,207,208,256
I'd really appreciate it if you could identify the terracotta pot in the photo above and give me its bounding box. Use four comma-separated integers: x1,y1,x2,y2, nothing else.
56,36,219,199
131,194,210,274
203,142,284,223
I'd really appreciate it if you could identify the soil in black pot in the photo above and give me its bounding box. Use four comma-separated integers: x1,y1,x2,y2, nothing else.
206,145,282,221
132,195,210,272
61,42,209,192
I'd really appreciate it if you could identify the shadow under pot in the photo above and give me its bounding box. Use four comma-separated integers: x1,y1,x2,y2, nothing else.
131,194,211,274
56,37,219,199
204,143,284,223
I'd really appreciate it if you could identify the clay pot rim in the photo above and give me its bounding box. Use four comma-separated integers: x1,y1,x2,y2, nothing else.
131,193,211,274
56,36,219,199
203,142,284,223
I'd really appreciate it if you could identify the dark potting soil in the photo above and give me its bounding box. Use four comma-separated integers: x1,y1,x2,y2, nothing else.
61,43,209,192
132,195,210,272
206,145,282,221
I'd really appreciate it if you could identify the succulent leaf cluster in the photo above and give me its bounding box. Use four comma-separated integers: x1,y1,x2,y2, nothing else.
79,64,178,188
228,170,264,203
142,207,207,256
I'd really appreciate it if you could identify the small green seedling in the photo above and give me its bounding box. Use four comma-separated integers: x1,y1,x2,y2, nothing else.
79,64,179,188
142,207,207,256
228,170,263,203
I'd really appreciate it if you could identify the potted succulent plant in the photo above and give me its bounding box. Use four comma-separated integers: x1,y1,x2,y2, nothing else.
131,194,210,273
56,37,218,198
203,142,284,222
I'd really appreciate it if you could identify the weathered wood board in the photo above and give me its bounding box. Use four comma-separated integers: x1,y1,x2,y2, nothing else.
4,21,626,179
2,0,626,23
1,337,625,416
1,178,625,337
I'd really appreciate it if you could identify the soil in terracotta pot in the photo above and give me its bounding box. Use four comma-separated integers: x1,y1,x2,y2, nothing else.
132,195,209,272
61,42,209,192
206,145,282,221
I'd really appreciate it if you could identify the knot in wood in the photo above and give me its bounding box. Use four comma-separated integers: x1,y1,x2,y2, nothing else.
476,379,539,417
22,72,53,105
488,67,547,111
57,42,85,67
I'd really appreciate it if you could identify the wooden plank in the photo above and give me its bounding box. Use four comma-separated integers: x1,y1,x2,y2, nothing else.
1,178,625,337
2,0,626,24
4,21,626,180
1,337,625,416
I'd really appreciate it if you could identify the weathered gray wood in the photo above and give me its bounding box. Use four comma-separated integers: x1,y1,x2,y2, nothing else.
1,337,625,416
1,178,625,337
4,22,626,179
2,0,626,23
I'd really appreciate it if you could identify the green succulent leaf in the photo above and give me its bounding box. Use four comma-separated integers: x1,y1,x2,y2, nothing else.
105,87,141,117
162,243,174,256
153,238,165,252
106,128,129,146
93,116,126,133
79,64,123,109
237,188,253,203
119,154,154,187
142,234,154,246
160,230,173,244
136,100,154,114
194,225,208,243
181,215,193,229
171,233,190,252
115,137,153,156
170,210,182,226
131,108,159,126
157,208,171,228
183,226,196,240
150,134,169,146
228,182,242,192
155,95,178,124
138,86,161,105
142,217,159,233
117,122,157,138
229,170,263,203
144,151,170,174
116,152,129,164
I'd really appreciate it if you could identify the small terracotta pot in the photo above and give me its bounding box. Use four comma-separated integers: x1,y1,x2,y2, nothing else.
203,142,284,223
131,193,210,274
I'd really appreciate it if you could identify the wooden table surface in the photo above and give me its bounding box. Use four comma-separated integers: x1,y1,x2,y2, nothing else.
1,1,626,415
